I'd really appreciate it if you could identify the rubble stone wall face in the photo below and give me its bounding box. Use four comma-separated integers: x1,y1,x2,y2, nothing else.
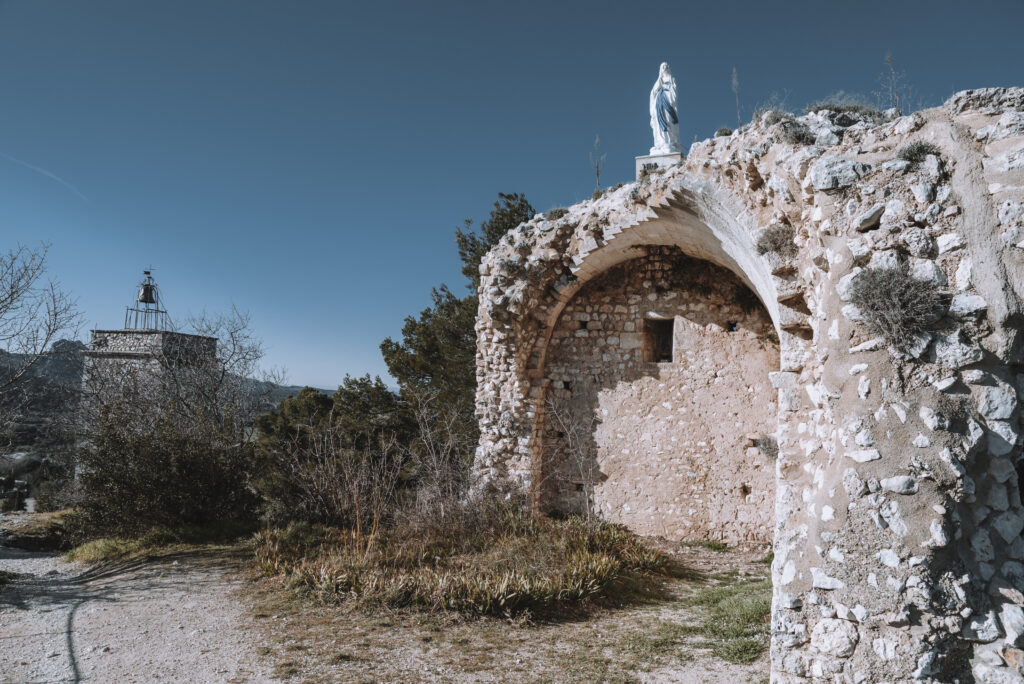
539,247,778,545
474,88,1024,681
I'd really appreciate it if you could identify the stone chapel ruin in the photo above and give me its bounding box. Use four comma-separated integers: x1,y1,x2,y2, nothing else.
473,86,1024,681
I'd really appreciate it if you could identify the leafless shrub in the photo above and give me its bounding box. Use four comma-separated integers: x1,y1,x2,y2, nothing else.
782,123,816,146
756,225,798,258
400,389,474,524
898,141,941,166
849,267,944,351
283,413,403,553
804,90,884,121
80,306,282,440
546,384,600,524
0,244,80,425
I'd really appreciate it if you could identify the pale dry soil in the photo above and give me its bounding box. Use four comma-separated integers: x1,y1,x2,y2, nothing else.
0,544,274,683
252,544,771,684
1,533,769,683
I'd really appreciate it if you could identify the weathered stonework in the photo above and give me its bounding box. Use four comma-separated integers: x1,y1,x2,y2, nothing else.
83,329,217,405
473,88,1024,681
539,247,778,545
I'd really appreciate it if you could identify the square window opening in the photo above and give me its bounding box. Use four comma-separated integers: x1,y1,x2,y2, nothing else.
645,318,674,363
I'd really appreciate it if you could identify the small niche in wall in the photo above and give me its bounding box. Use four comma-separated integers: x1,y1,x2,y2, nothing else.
644,318,674,363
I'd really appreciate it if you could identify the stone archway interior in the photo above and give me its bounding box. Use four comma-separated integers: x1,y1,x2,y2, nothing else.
539,246,779,545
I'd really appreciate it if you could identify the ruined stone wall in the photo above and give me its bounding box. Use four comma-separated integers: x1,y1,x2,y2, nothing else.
539,247,778,545
87,330,216,361
474,88,1024,681
83,330,218,413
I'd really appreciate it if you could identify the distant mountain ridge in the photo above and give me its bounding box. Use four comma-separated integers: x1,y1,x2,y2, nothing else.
0,339,313,452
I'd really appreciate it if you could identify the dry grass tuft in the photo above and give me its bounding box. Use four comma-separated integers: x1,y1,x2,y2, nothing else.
848,267,944,351
755,225,798,257
255,501,673,619
898,141,941,166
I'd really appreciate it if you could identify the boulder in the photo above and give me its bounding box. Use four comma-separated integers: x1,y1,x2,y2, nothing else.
810,156,870,191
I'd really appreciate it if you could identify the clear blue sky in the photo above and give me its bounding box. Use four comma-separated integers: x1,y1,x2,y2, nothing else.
2,0,1021,388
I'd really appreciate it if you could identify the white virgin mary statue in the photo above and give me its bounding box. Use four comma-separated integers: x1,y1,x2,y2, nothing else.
649,62,681,155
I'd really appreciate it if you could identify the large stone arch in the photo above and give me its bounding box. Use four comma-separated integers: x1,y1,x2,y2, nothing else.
474,88,1024,682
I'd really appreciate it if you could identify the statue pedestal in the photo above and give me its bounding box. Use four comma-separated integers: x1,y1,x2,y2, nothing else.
635,152,682,180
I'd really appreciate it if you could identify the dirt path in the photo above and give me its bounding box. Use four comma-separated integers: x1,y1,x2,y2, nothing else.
0,546,273,683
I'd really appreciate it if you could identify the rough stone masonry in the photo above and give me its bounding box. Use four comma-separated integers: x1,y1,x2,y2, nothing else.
473,88,1024,682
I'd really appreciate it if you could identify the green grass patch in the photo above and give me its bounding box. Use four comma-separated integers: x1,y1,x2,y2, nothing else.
624,619,697,660
682,580,772,664
64,520,254,563
681,539,728,552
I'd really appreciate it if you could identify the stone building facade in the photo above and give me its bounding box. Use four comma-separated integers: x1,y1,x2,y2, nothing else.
86,329,216,366
474,88,1024,681
539,246,778,545
83,329,217,408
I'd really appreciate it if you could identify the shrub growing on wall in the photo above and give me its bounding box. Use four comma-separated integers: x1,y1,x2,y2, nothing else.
848,267,943,351
755,225,798,257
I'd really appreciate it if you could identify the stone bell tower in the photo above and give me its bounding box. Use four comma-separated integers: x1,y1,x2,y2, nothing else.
83,270,216,399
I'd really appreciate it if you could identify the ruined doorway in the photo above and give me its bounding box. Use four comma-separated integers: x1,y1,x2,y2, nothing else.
539,246,780,546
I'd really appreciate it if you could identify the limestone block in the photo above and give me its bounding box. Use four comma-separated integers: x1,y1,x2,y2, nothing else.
882,475,919,494
950,294,988,317
980,386,1019,420
911,182,936,204
974,530,998,562
811,567,844,590
993,511,1024,544
920,406,950,431
939,232,967,253
810,156,870,191
935,331,984,368
878,548,900,567
854,203,885,231
836,268,862,301
847,449,881,463
955,258,973,292
869,250,902,270
909,257,947,286
989,421,1021,456
810,618,859,657
966,610,1004,643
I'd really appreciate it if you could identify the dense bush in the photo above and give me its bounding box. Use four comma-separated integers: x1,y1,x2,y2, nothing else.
71,405,256,538
755,225,798,257
715,127,732,137
255,497,670,618
849,267,944,351
898,141,941,166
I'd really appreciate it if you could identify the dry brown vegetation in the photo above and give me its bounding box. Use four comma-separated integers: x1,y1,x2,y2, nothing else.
755,225,798,257
255,500,673,619
248,544,771,683
848,267,944,351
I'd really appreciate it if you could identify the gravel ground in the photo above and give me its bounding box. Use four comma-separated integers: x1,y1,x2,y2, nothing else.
0,545,274,683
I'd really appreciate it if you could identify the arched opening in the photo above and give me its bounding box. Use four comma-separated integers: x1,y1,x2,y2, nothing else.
536,246,780,545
